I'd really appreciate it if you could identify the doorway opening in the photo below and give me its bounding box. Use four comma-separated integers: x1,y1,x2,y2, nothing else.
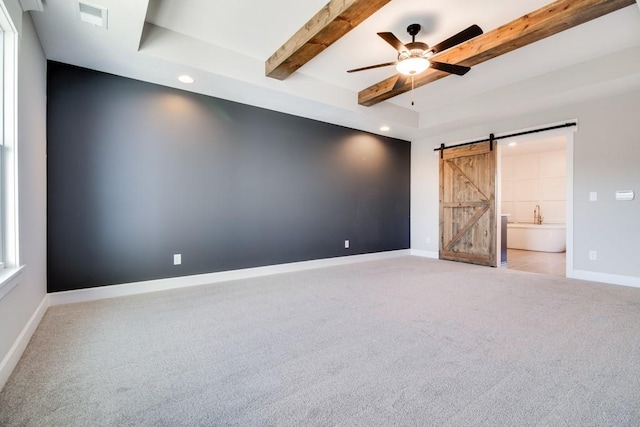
498,130,573,277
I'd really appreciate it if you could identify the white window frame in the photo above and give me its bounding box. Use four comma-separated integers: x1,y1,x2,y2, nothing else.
0,1,23,300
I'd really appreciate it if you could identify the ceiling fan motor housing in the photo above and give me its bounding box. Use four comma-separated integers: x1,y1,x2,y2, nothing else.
398,41,430,61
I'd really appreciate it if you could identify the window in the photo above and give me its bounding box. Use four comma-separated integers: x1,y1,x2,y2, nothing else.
0,1,21,298
0,29,5,268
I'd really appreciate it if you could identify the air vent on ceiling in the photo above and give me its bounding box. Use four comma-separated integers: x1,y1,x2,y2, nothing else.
78,2,108,29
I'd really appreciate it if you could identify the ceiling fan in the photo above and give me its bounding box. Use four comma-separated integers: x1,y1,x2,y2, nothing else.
347,23,483,79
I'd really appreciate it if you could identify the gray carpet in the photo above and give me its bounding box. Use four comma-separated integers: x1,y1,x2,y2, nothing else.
2,256,640,426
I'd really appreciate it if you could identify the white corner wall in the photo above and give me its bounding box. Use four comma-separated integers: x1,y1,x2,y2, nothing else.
0,8,48,390
412,89,640,287
410,139,439,258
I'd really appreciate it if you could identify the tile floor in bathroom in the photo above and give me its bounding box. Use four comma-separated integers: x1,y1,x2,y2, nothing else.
506,248,566,277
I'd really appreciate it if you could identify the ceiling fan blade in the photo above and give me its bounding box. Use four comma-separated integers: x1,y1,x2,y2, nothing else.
430,61,471,76
347,61,397,73
430,24,483,54
377,32,408,52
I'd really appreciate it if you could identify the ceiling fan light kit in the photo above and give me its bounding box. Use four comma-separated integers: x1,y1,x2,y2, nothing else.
396,57,430,75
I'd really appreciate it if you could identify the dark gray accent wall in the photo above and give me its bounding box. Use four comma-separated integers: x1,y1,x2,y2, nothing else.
47,62,410,292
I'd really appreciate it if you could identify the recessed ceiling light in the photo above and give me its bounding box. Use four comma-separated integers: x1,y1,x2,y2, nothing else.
380,126,390,131
178,75,195,84
508,141,517,147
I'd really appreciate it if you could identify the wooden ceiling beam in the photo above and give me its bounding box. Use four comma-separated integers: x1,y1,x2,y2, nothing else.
265,0,392,80
358,0,636,107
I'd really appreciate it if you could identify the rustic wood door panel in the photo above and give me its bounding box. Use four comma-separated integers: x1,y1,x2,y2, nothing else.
439,142,497,266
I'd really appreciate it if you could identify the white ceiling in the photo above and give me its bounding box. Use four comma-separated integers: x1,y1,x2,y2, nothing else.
29,0,640,141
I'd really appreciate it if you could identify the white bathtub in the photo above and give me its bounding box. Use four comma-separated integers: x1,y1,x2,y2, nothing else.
507,223,566,253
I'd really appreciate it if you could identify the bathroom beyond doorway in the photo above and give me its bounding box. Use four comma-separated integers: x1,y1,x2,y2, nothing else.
500,132,569,276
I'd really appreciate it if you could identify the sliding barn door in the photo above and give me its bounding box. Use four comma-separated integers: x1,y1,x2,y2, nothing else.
439,142,497,267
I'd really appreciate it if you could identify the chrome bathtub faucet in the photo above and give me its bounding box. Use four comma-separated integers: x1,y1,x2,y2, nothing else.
534,205,543,225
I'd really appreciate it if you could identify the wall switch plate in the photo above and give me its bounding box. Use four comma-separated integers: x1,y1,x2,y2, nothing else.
615,190,634,201
589,251,597,261
173,254,182,265
589,192,597,201
344,240,349,249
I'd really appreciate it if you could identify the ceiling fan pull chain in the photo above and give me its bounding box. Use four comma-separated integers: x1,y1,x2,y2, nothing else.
411,75,415,106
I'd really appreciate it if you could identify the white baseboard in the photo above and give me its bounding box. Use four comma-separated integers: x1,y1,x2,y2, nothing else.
49,250,412,306
0,294,48,391
410,249,439,259
573,270,640,288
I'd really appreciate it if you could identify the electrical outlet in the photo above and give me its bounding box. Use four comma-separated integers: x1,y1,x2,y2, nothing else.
173,254,182,265
589,192,597,201
344,240,349,249
589,251,597,261
426,236,431,244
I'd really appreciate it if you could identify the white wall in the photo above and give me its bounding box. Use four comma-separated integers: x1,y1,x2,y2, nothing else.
410,140,439,257
0,7,47,389
502,149,566,224
412,89,640,284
